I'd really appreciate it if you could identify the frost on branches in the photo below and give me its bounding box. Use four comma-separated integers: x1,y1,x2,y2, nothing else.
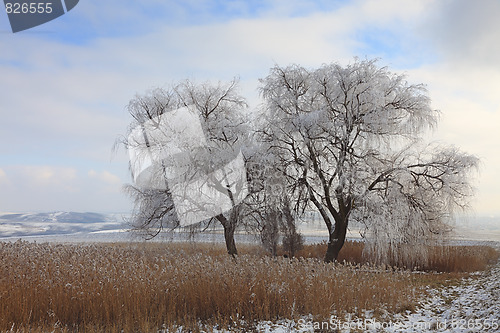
119,79,249,255
259,59,479,263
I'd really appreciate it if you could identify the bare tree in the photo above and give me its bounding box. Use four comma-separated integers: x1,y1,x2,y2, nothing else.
121,79,249,256
123,185,178,239
242,145,281,256
243,141,303,257
259,59,479,263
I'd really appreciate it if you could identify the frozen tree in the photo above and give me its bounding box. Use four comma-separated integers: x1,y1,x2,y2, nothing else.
242,144,282,256
243,141,303,257
356,144,479,266
259,59,479,263
118,87,180,239
172,79,249,256
120,79,249,255
123,185,178,239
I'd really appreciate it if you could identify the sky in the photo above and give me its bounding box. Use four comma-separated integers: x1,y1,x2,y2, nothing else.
0,0,499,216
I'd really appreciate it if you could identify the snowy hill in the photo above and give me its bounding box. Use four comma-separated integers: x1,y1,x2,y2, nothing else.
0,212,127,238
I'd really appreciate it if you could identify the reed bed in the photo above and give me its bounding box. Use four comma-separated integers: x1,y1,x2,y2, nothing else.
297,241,499,272
0,240,496,332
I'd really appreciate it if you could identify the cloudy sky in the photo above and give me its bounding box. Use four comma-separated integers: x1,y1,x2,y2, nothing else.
0,0,499,216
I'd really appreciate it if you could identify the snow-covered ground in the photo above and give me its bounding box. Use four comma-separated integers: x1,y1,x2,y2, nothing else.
386,258,500,332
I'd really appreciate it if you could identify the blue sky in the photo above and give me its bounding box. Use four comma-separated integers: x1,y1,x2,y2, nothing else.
1,0,500,215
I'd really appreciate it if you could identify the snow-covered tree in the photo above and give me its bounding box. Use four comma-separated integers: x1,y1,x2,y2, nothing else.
259,59,479,263
243,143,303,257
122,79,249,255
123,185,178,239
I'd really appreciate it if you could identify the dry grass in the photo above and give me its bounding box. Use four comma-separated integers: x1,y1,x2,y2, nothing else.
426,244,499,272
297,240,499,272
295,240,365,264
0,240,497,332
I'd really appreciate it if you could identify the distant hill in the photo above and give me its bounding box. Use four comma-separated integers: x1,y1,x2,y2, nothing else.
0,212,112,223
0,211,127,238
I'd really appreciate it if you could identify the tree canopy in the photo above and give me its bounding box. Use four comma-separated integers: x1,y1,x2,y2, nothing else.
259,59,479,262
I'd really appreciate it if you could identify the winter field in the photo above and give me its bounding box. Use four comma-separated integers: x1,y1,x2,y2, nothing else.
0,212,499,332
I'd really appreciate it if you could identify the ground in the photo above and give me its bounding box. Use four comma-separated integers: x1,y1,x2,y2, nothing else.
389,255,500,333
252,245,500,333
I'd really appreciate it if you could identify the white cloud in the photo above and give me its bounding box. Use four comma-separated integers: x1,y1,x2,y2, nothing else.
88,169,121,185
0,166,77,212
0,165,128,212
16,166,77,188
0,168,7,184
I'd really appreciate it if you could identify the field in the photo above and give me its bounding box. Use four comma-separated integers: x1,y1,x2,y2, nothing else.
0,240,498,332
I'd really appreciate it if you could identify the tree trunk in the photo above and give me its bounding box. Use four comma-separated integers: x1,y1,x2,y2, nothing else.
324,215,348,263
215,213,238,256
224,222,238,256
281,198,303,258
261,209,279,256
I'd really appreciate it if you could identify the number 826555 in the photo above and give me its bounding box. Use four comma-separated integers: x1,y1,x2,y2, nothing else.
5,2,53,14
